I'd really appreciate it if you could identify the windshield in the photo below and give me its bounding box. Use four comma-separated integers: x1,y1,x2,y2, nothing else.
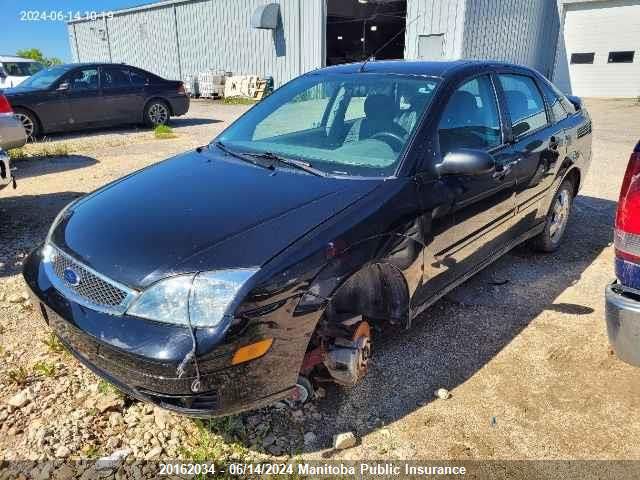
217,73,440,177
2,61,44,77
16,65,70,89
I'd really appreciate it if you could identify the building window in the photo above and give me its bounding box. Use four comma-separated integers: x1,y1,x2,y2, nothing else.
608,51,635,63
570,53,595,64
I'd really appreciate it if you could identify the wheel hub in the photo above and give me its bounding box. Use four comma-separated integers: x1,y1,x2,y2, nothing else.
324,320,372,386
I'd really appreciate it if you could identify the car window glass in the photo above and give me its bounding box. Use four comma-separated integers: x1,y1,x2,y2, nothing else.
101,67,132,89
219,74,440,177
498,74,547,137
2,62,44,76
344,95,366,122
540,81,568,122
560,97,576,115
253,84,333,139
130,70,148,87
68,68,99,90
438,75,501,155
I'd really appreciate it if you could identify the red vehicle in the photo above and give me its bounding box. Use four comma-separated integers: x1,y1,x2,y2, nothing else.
606,140,640,366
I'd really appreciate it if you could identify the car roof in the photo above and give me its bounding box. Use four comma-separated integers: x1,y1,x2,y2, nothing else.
0,56,42,63
311,59,537,78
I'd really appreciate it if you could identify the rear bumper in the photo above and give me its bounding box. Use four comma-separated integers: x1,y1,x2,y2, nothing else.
22,247,302,417
605,281,640,367
169,96,189,117
0,114,27,150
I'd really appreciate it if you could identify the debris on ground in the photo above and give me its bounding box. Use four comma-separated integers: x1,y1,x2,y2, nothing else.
333,432,357,450
435,388,451,400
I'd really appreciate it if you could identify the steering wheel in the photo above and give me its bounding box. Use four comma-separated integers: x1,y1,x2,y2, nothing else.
371,131,406,152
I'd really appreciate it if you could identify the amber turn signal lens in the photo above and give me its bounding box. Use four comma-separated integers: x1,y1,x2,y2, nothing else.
231,338,273,365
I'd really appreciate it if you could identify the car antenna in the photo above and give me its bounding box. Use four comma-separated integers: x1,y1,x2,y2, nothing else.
359,14,423,73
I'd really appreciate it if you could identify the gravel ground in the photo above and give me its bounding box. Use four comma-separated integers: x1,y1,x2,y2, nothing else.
1,98,640,470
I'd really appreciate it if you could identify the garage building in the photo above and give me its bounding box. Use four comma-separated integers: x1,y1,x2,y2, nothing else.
68,0,561,89
553,0,640,97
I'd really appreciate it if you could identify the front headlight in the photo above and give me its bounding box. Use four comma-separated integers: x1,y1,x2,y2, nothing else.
126,269,258,328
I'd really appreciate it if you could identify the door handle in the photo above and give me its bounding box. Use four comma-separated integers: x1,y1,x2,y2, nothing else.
492,158,521,180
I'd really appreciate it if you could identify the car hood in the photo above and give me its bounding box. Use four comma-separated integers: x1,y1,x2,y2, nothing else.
51,147,380,289
3,86,46,96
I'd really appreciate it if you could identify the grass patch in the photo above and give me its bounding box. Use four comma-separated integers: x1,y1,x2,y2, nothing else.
81,444,100,459
180,418,251,467
8,142,74,161
97,378,125,399
7,365,29,386
153,124,177,139
223,97,258,105
33,361,56,377
43,333,66,355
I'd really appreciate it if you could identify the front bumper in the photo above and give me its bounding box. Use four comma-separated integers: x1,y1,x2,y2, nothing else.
605,281,640,367
22,247,317,417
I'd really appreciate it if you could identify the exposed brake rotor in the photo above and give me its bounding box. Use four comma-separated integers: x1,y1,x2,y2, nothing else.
324,318,372,386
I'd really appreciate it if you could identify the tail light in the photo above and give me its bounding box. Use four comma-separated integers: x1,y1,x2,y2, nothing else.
177,83,186,95
0,95,13,115
614,143,640,264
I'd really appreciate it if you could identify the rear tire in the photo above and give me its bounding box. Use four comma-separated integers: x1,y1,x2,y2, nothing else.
14,108,40,140
529,179,574,253
144,100,170,127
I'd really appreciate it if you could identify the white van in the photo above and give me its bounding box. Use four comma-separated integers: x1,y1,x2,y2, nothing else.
0,56,45,89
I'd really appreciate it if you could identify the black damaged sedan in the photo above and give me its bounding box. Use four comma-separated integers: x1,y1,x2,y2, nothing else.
24,60,592,416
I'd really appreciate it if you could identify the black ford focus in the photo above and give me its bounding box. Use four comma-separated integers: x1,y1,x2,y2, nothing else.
24,60,592,416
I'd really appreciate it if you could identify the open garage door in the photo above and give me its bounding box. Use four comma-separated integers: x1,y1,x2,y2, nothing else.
326,0,407,66
563,1,640,97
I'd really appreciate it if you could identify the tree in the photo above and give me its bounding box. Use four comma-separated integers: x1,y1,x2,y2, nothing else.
15,48,62,66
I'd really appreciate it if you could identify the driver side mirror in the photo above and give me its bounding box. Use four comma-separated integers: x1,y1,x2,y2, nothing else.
436,149,496,177
56,81,70,91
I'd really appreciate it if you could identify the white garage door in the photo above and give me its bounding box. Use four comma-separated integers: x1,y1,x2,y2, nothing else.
563,0,640,97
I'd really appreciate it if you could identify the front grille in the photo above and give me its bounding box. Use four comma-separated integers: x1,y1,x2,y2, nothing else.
44,244,137,315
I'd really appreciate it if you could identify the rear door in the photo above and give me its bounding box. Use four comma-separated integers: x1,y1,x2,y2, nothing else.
494,72,565,236
100,66,144,124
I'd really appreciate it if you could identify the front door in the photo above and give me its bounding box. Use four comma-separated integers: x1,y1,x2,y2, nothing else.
63,67,101,127
417,74,518,304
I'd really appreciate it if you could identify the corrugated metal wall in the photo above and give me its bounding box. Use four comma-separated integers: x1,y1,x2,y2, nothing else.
461,0,560,77
405,0,467,59
68,0,324,87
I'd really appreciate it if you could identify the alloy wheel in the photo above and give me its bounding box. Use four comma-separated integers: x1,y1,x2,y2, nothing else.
15,113,35,139
549,189,570,243
148,103,169,125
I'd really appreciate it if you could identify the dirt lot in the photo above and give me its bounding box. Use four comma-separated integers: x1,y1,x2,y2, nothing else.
1,98,640,467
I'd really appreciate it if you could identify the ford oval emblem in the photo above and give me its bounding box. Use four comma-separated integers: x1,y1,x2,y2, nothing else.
63,268,81,286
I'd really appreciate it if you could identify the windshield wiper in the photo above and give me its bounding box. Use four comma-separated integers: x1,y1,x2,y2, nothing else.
244,152,326,177
212,141,275,172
